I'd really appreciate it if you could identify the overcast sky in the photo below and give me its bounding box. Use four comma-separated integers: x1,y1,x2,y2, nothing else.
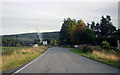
0,0,119,35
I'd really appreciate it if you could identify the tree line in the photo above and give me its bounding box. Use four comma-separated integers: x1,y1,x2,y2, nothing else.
59,15,119,47
2,37,25,47
2,32,59,47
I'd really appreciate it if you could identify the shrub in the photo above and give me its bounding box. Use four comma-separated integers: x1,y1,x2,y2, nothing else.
83,46,93,53
101,41,110,49
91,46,102,51
2,47,14,55
22,52,28,55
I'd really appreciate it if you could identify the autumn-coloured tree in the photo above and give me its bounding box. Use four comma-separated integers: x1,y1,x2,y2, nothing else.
73,20,86,44
54,40,58,47
50,40,54,46
60,18,95,45
69,19,77,44
77,20,86,31
69,19,86,44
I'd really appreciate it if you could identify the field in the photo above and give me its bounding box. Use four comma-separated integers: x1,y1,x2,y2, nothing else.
70,49,120,68
2,46,48,72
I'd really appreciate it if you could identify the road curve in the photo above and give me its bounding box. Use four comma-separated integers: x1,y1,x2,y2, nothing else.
16,47,118,73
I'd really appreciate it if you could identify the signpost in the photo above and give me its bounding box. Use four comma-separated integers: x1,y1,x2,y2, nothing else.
117,40,120,49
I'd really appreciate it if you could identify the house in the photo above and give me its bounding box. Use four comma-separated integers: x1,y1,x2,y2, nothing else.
43,41,47,46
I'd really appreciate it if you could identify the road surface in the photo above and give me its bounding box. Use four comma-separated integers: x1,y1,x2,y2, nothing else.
16,47,118,73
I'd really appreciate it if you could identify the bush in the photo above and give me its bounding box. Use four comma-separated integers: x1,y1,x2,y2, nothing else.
2,47,14,55
22,52,28,55
83,46,93,53
101,41,110,49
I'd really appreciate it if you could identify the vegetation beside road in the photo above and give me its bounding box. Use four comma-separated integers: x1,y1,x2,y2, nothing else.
60,15,120,68
2,46,48,72
70,47,120,68
59,15,119,47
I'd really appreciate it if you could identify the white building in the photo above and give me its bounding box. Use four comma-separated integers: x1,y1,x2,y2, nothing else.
43,41,47,46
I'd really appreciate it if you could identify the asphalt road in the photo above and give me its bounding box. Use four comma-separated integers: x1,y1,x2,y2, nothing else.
16,47,118,73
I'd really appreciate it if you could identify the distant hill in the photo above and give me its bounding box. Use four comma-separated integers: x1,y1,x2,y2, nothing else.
42,32,59,40
2,31,59,46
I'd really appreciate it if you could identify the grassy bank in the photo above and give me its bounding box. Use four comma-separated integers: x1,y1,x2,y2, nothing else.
2,46,48,72
70,49,120,68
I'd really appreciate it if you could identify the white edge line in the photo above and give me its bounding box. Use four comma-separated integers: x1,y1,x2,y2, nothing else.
13,48,50,74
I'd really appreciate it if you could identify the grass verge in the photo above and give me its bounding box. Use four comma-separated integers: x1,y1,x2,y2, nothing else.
2,46,48,72
70,49,120,68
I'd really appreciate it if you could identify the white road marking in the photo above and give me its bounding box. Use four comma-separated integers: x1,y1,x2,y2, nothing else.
13,48,50,74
